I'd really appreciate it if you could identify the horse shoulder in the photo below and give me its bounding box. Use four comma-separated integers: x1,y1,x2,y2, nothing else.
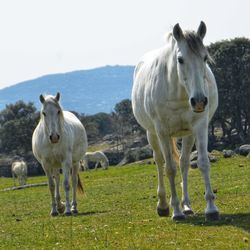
32,123,47,162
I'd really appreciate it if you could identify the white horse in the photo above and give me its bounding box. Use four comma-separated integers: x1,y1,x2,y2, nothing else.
11,160,27,186
82,151,109,170
32,92,88,216
132,22,219,220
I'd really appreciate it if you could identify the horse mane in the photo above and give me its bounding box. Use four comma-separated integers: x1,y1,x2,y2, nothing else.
167,30,213,63
42,95,63,114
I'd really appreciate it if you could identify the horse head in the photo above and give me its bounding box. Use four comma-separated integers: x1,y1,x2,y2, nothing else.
40,92,63,144
173,21,210,113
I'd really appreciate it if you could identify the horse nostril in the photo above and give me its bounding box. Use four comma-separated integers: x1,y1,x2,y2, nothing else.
190,97,196,107
204,97,208,106
57,135,60,140
49,135,52,141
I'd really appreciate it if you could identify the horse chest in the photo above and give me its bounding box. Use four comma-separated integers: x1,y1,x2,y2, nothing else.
42,145,67,167
161,109,203,137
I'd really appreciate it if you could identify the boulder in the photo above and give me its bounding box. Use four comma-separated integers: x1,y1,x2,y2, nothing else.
103,149,124,166
190,150,218,163
190,160,198,169
118,144,153,166
239,144,250,156
190,151,198,161
222,149,235,158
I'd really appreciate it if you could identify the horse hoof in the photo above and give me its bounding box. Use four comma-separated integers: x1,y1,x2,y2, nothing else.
64,211,72,216
58,205,65,214
205,211,220,221
183,209,194,216
71,209,78,215
157,207,170,217
172,214,186,221
51,211,59,217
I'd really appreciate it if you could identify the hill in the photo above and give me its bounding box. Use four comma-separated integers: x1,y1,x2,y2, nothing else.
0,65,134,114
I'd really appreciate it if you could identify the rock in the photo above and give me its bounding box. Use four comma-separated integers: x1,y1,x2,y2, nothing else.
190,150,218,164
239,144,250,156
103,149,124,166
190,160,198,169
222,149,235,158
209,154,218,162
190,151,198,161
118,144,153,166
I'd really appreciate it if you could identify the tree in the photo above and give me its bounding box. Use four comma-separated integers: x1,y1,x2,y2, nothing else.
0,101,38,154
80,112,114,142
208,38,250,144
114,99,142,135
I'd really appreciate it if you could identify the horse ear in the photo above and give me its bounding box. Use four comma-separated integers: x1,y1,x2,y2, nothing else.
197,21,206,40
39,94,45,104
173,23,184,42
55,92,60,102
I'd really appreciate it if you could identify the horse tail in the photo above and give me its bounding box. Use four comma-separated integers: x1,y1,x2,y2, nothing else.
77,174,84,194
171,138,179,165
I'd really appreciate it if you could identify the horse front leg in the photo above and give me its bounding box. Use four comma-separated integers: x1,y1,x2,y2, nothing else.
180,135,195,215
155,127,185,220
54,169,65,214
71,162,79,214
62,160,72,216
195,122,219,220
44,167,58,216
147,131,169,217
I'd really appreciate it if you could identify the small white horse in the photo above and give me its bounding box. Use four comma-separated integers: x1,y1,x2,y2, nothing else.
32,92,88,216
11,160,27,186
132,22,219,220
82,151,109,170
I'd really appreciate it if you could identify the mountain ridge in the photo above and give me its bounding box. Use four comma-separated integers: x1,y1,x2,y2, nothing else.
0,65,135,114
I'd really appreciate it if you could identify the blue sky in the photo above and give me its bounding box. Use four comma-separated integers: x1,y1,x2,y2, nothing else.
0,0,249,89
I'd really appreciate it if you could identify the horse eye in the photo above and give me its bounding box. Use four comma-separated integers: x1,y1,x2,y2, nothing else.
57,110,61,115
204,55,208,62
178,57,184,64
42,112,46,117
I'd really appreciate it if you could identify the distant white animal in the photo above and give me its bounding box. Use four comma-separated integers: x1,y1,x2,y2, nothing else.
82,151,109,170
32,92,88,216
132,22,219,220
11,160,27,186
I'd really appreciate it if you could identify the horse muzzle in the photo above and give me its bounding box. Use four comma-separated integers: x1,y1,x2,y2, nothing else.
49,134,60,144
190,96,208,113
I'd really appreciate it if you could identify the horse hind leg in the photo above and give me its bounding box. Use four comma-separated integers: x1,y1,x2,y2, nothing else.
71,162,80,214
147,131,169,217
62,161,72,216
180,135,195,215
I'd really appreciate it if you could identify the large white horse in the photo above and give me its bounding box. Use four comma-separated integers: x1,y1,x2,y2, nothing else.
82,151,109,170
11,160,27,186
132,22,219,220
32,93,88,216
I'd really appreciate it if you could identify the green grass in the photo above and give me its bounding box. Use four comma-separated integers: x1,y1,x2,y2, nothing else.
0,155,249,249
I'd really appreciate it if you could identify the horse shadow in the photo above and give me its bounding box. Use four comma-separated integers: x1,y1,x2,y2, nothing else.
178,212,250,233
76,210,110,217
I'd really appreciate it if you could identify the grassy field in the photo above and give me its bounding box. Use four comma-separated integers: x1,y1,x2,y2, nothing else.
0,155,249,250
